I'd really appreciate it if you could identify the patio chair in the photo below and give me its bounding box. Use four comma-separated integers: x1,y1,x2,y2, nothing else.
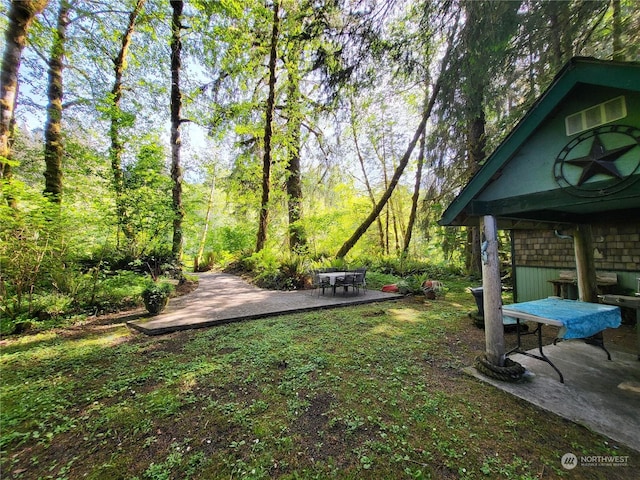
353,268,367,293
311,270,331,295
335,274,356,295
353,271,366,294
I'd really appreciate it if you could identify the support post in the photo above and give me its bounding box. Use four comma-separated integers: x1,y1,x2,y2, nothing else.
481,215,505,366
573,224,597,303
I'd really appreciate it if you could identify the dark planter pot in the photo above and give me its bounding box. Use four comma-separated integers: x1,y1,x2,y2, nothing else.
143,295,169,315
470,287,484,317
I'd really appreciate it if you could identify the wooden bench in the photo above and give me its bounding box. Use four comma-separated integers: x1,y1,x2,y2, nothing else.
599,294,640,360
549,271,617,299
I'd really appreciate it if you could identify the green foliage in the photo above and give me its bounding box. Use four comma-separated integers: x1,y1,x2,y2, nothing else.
0,183,70,324
0,266,151,335
276,254,309,290
2,286,633,479
118,137,174,257
97,93,137,129
141,279,174,311
367,255,463,278
223,250,462,295
2,0,633,342
91,270,149,310
210,226,255,258
365,271,402,290
194,251,217,272
234,250,308,291
28,292,74,319
400,275,425,295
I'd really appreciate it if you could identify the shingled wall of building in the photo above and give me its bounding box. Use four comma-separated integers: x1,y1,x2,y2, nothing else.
513,223,640,271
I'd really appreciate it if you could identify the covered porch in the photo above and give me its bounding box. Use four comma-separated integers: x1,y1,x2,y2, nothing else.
466,326,640,453
440,58,640,452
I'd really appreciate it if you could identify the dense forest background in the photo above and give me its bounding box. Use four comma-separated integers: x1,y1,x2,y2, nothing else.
1,0,639,330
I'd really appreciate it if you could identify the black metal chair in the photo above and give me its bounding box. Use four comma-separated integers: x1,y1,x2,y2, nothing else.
352,272,365,294
353,268,367,293
312,270,331,295
334,274,355,295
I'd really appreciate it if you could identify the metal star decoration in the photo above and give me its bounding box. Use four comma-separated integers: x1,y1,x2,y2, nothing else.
565,134,635,186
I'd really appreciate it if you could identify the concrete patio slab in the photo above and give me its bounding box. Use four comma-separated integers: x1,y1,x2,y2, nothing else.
466,341,640,453
127,272,404,335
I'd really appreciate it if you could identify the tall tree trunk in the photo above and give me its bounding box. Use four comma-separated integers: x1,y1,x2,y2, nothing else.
109,0,146,248
380,122,390,253
391,199,400,253
611,0,624,61
256,1,279,253
284,43,306,252
372,117,394,253
334,23,460,260
546,2,568,71
1,0,48,208
466,227,482,276
43,0,70,204
371,128,392,253
336,77,443,259
384,204,389,255
350,96,384,250
403,129,426,254
460,0,489,277
196,168,216,268
464,107,485,277
170,0,185,266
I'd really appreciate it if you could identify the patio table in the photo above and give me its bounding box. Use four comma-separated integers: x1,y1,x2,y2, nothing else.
502,298,622,383
318,272,348,286
317,272,363,296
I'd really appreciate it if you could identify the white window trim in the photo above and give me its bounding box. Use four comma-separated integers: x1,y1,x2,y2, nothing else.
565,96,627,136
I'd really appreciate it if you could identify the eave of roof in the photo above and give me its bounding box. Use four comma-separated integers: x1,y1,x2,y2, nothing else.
439,57,640,227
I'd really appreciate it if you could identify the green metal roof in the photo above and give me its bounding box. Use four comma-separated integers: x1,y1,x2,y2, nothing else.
439,57,640,229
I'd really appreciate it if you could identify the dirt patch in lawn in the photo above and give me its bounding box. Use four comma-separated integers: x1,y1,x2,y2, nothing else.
290,393,338,460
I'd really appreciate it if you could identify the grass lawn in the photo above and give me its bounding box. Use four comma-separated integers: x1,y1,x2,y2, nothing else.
1,279,638,479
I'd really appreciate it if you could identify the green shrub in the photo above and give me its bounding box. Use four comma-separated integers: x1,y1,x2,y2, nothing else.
403,275,427,294
275,254,308,290
364,271,401,290
194,249,243,272
1,289,75,331
29,292,74,318
369,256,462,278
182,273,199,283
229,252,311,290
47,266,92,299
217,226,255,253
248,250,288,290
142,279,174,298
141,280,174,315
87,270,148,313
194,251,216,272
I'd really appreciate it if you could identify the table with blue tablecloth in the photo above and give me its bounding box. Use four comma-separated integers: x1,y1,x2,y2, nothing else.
502,298,622,382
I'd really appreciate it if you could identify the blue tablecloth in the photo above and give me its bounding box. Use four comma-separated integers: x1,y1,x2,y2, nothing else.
504,298,621,339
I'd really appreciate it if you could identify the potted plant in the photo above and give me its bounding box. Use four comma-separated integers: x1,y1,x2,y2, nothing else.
142,280,173,315
422,280,445,300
